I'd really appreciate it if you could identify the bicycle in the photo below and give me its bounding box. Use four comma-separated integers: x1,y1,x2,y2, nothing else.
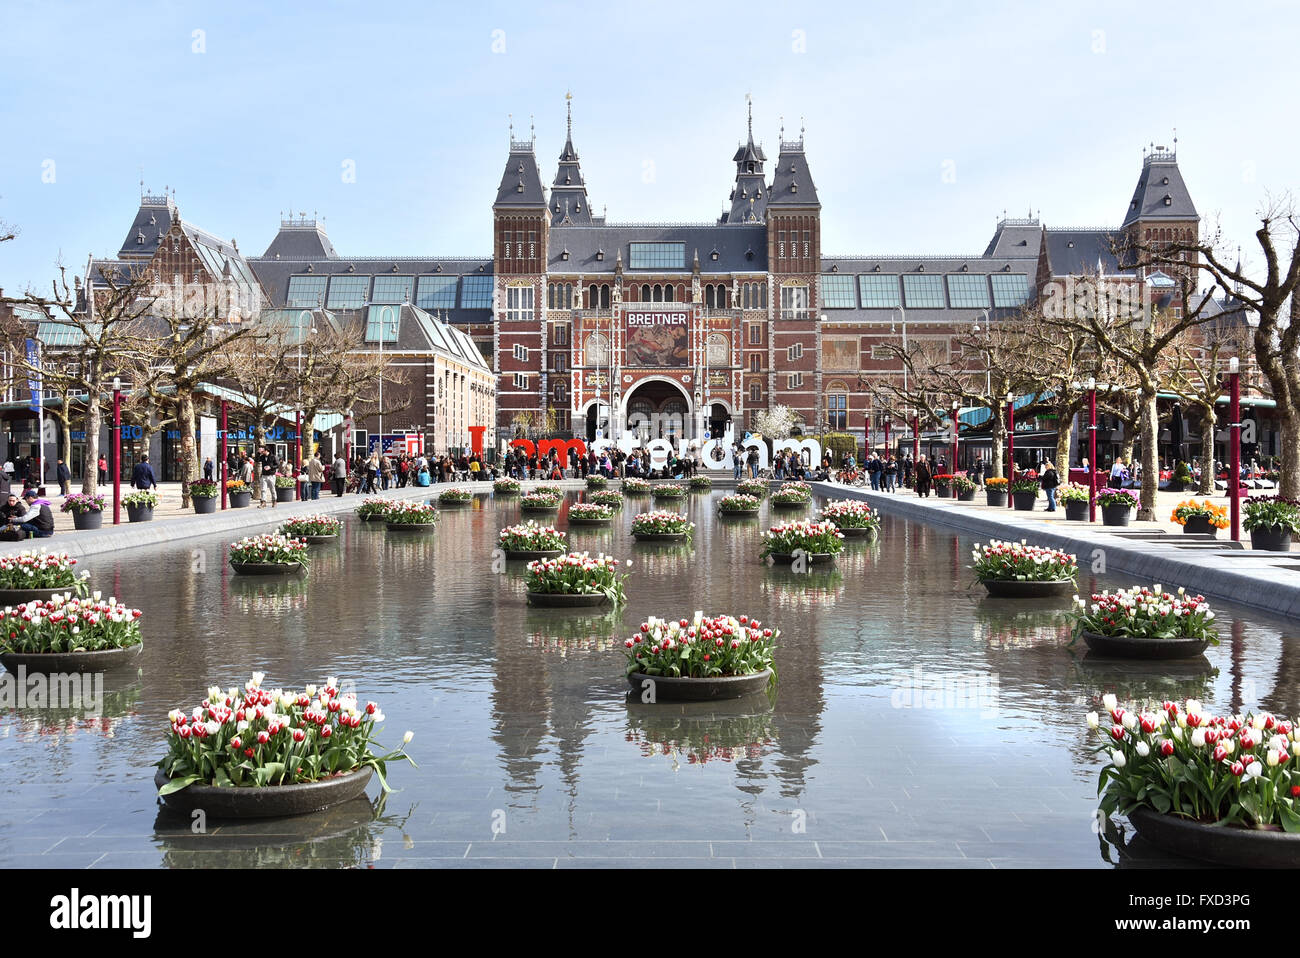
834,469,867,487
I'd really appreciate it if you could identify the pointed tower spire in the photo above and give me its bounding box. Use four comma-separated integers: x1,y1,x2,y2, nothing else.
722,96,768,224
551,92,593,225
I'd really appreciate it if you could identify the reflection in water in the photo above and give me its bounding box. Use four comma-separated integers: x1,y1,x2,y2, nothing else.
972,597,1073,649
624,696,776,768
0,679,142,743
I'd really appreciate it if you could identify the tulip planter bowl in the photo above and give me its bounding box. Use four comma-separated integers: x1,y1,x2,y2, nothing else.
0,586,83,604
1181,516,1219,537
230,560,306,576
437,498,471,508
567,516,614,526
985,490,1007,507
154,766,374,821
385,522,437,533
1,643,142,676
1127,805,1300,868
957,489,976,502
633,532,689,542
520,504,563,515
126,504,154,523
525,591,609,607
71,510,104,531
1064,500,1090,522
834,526,877,539
505,548,565,561
302,533,340,545
193,497,217,515
765,552,837,566
229,491,252,509
1011,492,1037,512
1101,504,1133,527
1078,630,1210,660
275,486,296,503
1249,527,1293,552
935,486,952,499
718,507,761,517
979,578,1075,598
626,669,774,702
771,500,810,511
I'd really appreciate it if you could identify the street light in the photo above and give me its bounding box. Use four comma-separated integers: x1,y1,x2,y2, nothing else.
1086,376,1097,523
951,399,960,474
112,376,122,526
1006,391,1015,510
1229,356,1241,542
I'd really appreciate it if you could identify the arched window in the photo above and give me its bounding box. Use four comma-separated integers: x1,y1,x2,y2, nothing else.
554,381,567,403
664,284,674,302
750,382,761,403
760,283,767,308
589,284,598,309
600,284,610,308
719,286,729,308
641,284,651,302
706,285,716,309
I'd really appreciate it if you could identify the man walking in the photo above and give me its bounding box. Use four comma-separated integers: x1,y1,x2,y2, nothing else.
131,454,158,491
331,453,348,497
55,458,71,496
257,445,278,508
306,452,324,500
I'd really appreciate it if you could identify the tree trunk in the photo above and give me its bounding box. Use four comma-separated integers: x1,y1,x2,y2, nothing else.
1280,410,1300,501
1137,389,1160,521
81,389,102,496
1119,432,1135,472
990,407,1005,478
178,389,198,508
1054,408,1073,474
1198,408,1215,497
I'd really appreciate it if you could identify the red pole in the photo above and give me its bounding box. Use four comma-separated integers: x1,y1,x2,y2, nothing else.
296,410,303,501
912,415,919,468
1230,364,1241,542
221,400,228,511
112,387,121,525
884,420,891,472
1007,397,1015,509
1088,387,1097,523
951,409,958,475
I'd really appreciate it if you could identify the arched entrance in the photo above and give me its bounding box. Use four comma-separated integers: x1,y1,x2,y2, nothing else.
707,402,731,442
582,400,611,441
622,379,693,445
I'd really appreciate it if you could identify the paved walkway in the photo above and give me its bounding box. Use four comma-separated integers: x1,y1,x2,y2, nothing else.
814,480,1300,620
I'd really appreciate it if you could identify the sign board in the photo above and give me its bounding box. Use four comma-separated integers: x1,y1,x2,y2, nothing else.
24,339,41,413
707,372,728,387
625,309,688,367
200,416,217,466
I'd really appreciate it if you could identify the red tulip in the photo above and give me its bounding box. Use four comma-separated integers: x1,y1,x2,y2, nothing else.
1230,762,1245,777
321,727,332,739
244,747,254,758
1110,726,1125,741
1160,740,1175,757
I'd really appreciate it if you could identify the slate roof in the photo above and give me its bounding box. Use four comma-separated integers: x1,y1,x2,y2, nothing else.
545,225,768,274
181,223,264,303
330,304,491,370
1041,228,1125,277
982,220,1044,259
494,144,547,208
116,195,176,259
1120,151,1198,228
767,141,820,208
262,220,338,260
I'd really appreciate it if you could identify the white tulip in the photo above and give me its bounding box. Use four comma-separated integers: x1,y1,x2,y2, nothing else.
1252,715,1267,731
1086,712,1099,729
403,730,414,744
1111,749,1127,768
1268,751,1281,767
1185,700,1202,717
1102,694,1118,712
1246,762,1263,779
1122,712,1138,730
1173,726,1184,741
1191,729,1207,748
1136,741,1150,757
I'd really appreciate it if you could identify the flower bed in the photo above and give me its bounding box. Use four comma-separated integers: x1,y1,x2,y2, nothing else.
520,492,563,510
225,479,248,494
534,485,565,498
1096,488,1139,509
971,539,1076,581
0,550,88,593
1171,499,1229,529
771,482,812,505
493,477,521,494
189,479,219,499
499,520,567,552
760,519,845,560
158,673,414,794
356,497,397,519
585,475,608,488
568,502,616,521
818,499,881,534
736,479,769,498
932,474,954,488
0,593,142,654
274,475,297,489
984,477,1008,490
524,552,629,603
718,493,761,514
651,483,687,499
122,490,160,509
60,493,104,515
437,487,474,502
386,501,439,525
280,514,342,538
623,612,777,679
631,511,694,539
1243,496,1300,534
230,534,309,566
589,490,625,509
1090,695,1300,834
1057,482,1091,504
1070,585,1218,645
622,477,653,495
689,476,713,489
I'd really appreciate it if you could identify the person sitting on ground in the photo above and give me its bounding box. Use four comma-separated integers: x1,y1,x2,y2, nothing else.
9,489,54,538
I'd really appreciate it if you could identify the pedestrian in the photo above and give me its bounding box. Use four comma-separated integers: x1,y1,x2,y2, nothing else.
55,458,70,496
1041,460,1060,511
203,457,214,481
331,452,348,497
915,456,932,497
96,455,106,484
307,452,324,500
257,445,278,508
130,454,158,491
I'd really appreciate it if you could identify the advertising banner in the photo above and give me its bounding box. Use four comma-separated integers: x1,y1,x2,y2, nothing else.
625,309,688,367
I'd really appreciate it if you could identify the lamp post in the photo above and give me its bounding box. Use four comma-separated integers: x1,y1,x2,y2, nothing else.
220,399,228,511
1006,391,1015,509
1229,356,1241,542
912,411,919,469
973,316,991,398
1087,377,1097,523
112,376,122,526
377,305,396,459
951,399,960,474
884,418,892,464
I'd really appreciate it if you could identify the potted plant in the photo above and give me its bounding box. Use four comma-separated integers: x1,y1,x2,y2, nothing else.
493,477,521,495
950,475,977,501
0,549,89,603
190,479,219,514
1088,696,1300,866
970,539,1077,597
651,483,687,501
760,519,845,565
280,514,342,543
274,474,297,503
818,500,881,538
437,487,474,506
385,501,439,531
534,484,565,498
1009,477,1040,511
1243,496,1300,552
226,479,252,508
567,502,617,525
689,475,713,490
122,489,159,523
229,533,308,575
589,490,625,510
624,612,778,700
984,476,1008,506
155,673,415,819
0,592,143,675
585,474,608,489
520,492,563,513
1171,499,1229,537
622,477,653,496
771,481,812,509
1069,584,1218,659
61,492,106,530
356,497,395,522
499,520,567,558
736,478,769,499
1058,482,1091,521
932,474,954,498
1167,460,1195,492
631,510,694,542
524,551,629,607
1097,487,1139,526
718,493,761,516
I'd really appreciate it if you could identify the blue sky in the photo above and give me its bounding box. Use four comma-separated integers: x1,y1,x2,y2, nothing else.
1,0,1295,292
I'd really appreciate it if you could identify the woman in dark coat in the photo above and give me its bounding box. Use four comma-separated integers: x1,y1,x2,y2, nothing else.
915,457,932,497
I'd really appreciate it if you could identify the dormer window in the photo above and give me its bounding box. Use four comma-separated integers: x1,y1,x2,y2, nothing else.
1162,176,1170,185
596,249,605,261
961,264,969,272
830,264,839,273
348,264,356,272
1164,195,1173,206
790,182,798,193
136,232,144,244
561,249,570,261
745,248,754,261
710,249,719,261
575,203,581,212
435,263,443,272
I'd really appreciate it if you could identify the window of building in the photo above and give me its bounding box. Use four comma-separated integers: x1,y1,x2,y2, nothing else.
780,284,810,320
748,323,762,345
787,343,803,361
750,382,761,403
553,324,569,346
506,286,534,322
749,353,761,373
554,381,567,403
641,284,651,302
628,242,685,269
819,274,856,308
991,273,1031,307
946,273,990,308
461,275,493,308
514,373,529,390
286,275,327,308
902,274,945,308
705,285,716,309
858,274,900,308
415,275,457,309
827,393,847,431
326,275,370,309
513,343,528,362
372,275,414,305
364,306,399,343
787,372,803,389
552,353,567,373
